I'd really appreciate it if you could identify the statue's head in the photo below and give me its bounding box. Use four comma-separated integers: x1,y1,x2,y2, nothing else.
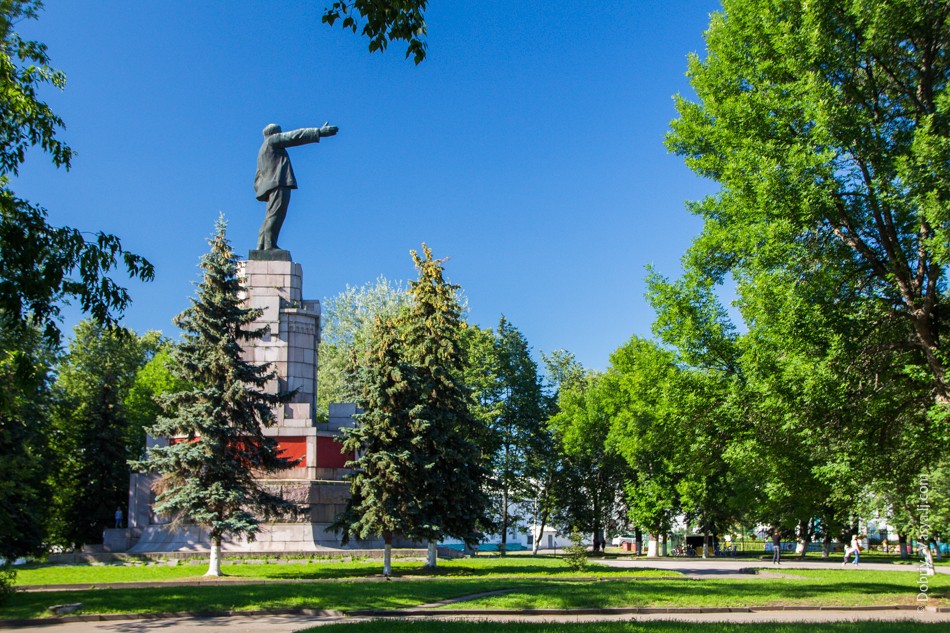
263,123,282,137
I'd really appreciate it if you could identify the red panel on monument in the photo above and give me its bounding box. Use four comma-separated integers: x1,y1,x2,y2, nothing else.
316,436,352,469
277,437,307,468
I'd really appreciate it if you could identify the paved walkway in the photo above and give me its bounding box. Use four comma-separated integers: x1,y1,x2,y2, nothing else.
4,608,948,632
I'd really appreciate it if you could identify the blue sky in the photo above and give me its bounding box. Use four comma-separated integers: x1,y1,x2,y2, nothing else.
16,0,721,371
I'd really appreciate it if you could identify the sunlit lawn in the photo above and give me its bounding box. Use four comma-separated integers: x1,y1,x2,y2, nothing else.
13,556,677,586
1,579,529,620
3,560,945,621
452,569,949,610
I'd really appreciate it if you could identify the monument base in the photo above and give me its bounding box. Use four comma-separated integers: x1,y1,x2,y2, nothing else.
128,522,393,553
249,248,291,261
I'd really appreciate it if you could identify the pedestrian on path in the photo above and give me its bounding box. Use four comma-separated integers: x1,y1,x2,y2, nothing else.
772,529,782,565
843,534,861,566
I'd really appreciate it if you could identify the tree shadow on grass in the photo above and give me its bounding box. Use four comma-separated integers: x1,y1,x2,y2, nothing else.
0,580,523,620
457,578,939,609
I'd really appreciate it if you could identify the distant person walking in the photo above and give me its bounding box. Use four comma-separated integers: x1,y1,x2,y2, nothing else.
114,507,123,529
772,529,782,565
843,534,861,566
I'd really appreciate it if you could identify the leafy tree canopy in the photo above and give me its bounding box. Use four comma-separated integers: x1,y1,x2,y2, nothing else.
0,1,153,341
667,0,950,404
322,0,428,63
48,321,161,549
318,277,409,420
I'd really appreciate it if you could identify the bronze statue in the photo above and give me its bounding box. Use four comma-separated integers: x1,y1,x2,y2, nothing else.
254,122,338,250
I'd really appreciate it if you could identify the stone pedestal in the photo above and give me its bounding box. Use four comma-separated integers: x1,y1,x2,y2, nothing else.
238,257,320,426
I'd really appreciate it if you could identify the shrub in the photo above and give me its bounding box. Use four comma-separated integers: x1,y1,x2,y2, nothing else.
563,530,588,572
0,563,15,604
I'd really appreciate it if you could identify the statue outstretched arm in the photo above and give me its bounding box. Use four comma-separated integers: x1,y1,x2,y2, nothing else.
272,125,338,148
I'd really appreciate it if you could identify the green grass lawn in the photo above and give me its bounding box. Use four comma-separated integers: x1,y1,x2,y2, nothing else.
449,569,948,610
3,561,945,621
304,623,949,633
13,557,677,586
0,579,537,620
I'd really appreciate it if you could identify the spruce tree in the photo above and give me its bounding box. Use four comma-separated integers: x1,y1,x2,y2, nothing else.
334,244,489,569
334,316,419,575
403,244,489,566
134,217,295,576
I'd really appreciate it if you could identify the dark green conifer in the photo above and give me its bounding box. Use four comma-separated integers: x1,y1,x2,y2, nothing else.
134,216,295,575
335,244,489,570
334,316,418,575
402,244,489,565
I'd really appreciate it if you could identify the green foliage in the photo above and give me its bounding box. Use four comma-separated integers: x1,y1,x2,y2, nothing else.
124,346,189,459
47,322,161,549
400,243,490,545
322,0,428,64
0,1,152,342
0,327,55,562
562,529,588,572
549,370,629,550
0,0,152,573
134,217,296,547
0,563,12,602
667,0,950,402
926,459,950,545
317,277,409,421
635,0,950,549
333,316,421,548
604,337,681,537
466,317,548,555
335,244,489,551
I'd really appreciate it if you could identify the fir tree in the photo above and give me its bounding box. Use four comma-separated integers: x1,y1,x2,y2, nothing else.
402,244,489,566
334,244,489,570
134,216,295,576
334,316,419,575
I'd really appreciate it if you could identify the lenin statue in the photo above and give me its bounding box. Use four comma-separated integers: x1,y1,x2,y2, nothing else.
254,122,338,251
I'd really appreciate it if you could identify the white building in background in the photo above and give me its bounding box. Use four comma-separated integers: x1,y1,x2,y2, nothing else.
440,523,575,553
441,496,578,552
529,524,574,550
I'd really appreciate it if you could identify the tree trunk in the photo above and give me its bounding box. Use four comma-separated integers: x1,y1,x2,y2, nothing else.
635,527,643,556
426,540,437,568
702,512,709,559
205,535,222,577
796,519,811,558
383,532,393,576
920,539,936,576
592,492,602,554
661,533,668,557
533,503,549,556
500,488,508,557
822,533,832,559
931,538,943,561
899,533,909,559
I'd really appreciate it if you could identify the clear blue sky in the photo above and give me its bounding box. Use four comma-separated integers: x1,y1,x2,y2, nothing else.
16,0,721,371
